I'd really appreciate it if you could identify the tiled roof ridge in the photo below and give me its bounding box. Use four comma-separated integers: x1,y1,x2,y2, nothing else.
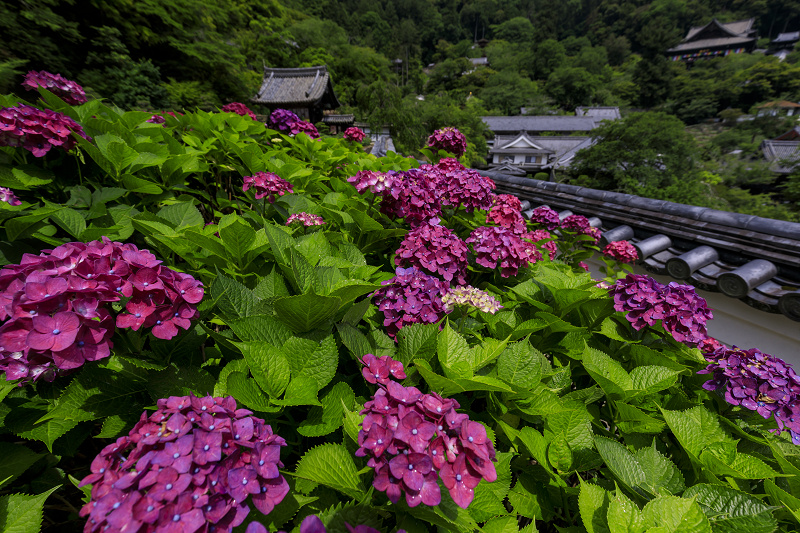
261,66,329,76
479,169,800,321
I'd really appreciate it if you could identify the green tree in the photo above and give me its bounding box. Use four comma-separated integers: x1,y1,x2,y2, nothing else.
545,66,599,110
492,16,535,43
570,111,705,203
478,70,540,114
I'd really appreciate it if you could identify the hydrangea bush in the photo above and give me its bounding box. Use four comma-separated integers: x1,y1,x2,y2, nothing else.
0,75,798,533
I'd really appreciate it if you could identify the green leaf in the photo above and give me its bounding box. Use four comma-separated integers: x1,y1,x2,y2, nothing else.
582,346,632,397
264,222,295,265
146,364,215,399
615,402,666,434
294,443,364,499
220,218,257,261
336,323,372,360
282,335,338,391
0,443,43,489
157,202,203,228
237,341,291,398
607,491,645,533
121,174,163,194
254,269,290,300
210,274,261,319
274,376,321,407
629,366,681,397
632,442,685,495
579,482,611,533
684,483,778,533
226,372,275,412
700,447,782,480
661,406,733,459
497,341,545,389
228,315,293,345
438,321,473,377
297,382,355,437
273,293,341,333
593,436,646,496
641,495,712,533
481,516,518,533
49,206,86,239
548,435,573,472
396,322,439,366
0,485,60,533
508,477,544,519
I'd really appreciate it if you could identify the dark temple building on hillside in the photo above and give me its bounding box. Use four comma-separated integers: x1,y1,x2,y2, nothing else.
251,66,340,124
667,18,757,63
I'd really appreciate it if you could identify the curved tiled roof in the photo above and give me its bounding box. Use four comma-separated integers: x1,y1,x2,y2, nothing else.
252,66,340,107
479,170,800,322
482,116,598,133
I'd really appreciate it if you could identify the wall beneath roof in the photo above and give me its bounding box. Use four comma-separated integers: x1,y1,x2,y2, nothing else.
584,258,800,366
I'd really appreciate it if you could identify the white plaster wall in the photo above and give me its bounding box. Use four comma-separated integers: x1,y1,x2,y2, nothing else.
583,257,800,365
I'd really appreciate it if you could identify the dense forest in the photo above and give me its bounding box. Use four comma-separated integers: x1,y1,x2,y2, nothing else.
3,0,800,220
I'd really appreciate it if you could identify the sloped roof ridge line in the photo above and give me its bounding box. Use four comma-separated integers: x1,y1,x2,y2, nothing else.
479,170,800,240
262,66,328,76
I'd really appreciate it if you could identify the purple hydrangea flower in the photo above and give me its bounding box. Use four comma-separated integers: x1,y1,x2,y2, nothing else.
394,221,470,285
466,226,540,278
372,267,448,338
0,187,22,206
609,274,712,347
22,70,87,106
524,230,557,260
355,356,497,509
243,172,293,203
437,167,495,213
347,170,400,195
290,121,320,139
426,127,467,158
267,109,300,132
528,206,561,230
79,394,289,533
380,169,442,228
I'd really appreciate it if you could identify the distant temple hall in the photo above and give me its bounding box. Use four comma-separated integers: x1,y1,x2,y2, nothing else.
251,65,340,124
667,18,757,62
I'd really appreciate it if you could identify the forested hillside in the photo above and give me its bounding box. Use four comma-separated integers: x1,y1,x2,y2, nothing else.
3,0,800,220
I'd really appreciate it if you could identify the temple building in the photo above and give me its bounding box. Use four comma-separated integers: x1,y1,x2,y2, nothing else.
667,18,757,63
251,65,340,124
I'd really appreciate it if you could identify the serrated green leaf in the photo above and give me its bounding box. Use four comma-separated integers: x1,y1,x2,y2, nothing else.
274,376,321,407
684,483,778,533
579,482,611,533
95,415,132,439
497,341,545,390
632,442,685,495
641,495,712,533
49,206,86,238
607,490,645,533
0,443,43,490
283,335,338,390
593,436,646,496
228,315,293,345
438,321,473,377
146,364,215,400
615,402,666,434
294,443,364,498
396,322,439,366
237,341,291,398
157,201,203,228
583,346,632,397
661,406,733,459
297,382,355,437
220,218,257,260
336,323,372,360
254,269,290,300
210,273,261,319
481,516,518,533
121,174,162,194
549,435,573,472
508,478,543,519
629,366,681,397
0,485,60,533
226,372,276,412
273,293,341,333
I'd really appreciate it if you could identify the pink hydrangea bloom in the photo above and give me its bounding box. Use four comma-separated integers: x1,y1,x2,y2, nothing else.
466,226,540,278
529,206,560,230
347,170,400,195
525,229,557,260
438,167,495,213
0,238,203,383
0,104,91,157
79,394,289,533
426,127,467,158
380,168,441,228
602,240,638,263
242,172,293,203
22,70,87,106
394,220,470,285
290,120,320,139
343,127,365,142
356,355,496,509
222,102,257,120
372,267,447,338
0,187,21,206
286,212,325,227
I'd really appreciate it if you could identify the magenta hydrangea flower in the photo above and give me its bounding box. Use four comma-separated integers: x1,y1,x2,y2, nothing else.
438,167,495,213
347,170,400,195
22,70,87,106
609,274,712,347
286,212,325,227
372,267,448,338
426,127,467,158
435,157,465,173
146,114,166,124
487,204,526,233
0,187,21,206
700,346,800,444
380,169,442,228
561,214,590,232
79,394,289,533
602,240,638,263
0,238,203,383
528,206,561,231
0,104,91,157
394,221,469,285
290,120,320,139
466,226,540,278
242,172,293,203
493,194,522,212
524,230,557,260
267,109,299,132
222,102,257,120
343,127,365,142
356,356,496,509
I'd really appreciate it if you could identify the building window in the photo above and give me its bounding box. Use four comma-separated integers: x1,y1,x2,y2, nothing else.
525,156,537,163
